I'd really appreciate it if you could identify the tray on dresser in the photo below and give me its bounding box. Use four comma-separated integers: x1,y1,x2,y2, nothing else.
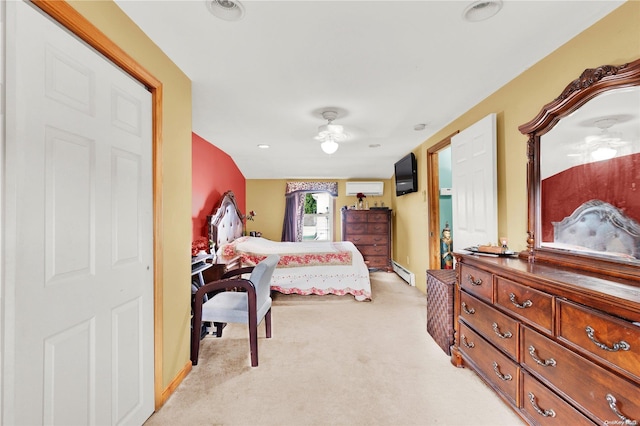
464,246,518,257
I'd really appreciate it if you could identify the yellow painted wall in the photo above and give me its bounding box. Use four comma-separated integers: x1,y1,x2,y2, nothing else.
248,1,640,295
68,1,193,390
246,179,393,241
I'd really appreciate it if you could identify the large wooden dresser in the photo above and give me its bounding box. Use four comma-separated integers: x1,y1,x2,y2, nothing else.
341,209,392,272
452,253,640,425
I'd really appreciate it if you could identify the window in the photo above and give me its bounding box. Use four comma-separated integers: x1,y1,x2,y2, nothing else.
302,193,333,241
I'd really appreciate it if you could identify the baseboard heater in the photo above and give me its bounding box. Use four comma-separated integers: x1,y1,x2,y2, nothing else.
392,261,416,286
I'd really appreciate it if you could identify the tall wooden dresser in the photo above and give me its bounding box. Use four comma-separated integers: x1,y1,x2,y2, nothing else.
341,209,392,272
452,253,640,425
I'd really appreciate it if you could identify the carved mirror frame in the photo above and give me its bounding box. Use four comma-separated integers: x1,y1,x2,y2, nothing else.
519,57,640,282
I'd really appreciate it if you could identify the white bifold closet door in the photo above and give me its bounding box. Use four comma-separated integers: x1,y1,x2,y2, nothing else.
2,1,154,424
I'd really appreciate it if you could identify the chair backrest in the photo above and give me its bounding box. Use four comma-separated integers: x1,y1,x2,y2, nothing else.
249,254,280,303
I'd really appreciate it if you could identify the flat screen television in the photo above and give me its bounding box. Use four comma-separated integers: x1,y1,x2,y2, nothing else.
394,152,417,196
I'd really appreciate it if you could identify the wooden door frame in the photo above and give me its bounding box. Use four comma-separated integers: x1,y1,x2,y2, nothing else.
427,132,458,270
30,1,166,410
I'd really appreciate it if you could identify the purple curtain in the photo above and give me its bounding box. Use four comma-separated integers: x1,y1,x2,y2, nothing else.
281,192,303,242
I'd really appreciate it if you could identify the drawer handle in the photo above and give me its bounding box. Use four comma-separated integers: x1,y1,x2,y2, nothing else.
606,394,634,423
492,322,513,339
509,293,533,309
528,345,556,367
461,334,475,349
461,302,475,315
585,326,631,352
466,274,482,286
528,392,556,418
492,362,512,381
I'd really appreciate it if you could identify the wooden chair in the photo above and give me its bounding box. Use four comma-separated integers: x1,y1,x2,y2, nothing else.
191,254,279,367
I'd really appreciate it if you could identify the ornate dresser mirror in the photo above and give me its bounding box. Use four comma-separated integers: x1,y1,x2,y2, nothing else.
519,57,640,281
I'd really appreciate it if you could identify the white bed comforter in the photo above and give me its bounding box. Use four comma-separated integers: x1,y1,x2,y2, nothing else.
219,237,371,301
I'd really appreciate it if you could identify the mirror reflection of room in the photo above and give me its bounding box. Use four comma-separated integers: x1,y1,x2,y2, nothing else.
540,86,640,261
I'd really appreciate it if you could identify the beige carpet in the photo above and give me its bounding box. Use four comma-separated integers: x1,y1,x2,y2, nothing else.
146,272,523,426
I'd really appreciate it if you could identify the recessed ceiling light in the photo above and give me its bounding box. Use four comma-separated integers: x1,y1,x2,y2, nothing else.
462,1,503,23
257,144,269,149
205,0,245,22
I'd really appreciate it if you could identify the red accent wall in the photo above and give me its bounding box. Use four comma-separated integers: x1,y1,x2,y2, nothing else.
541,153,640,241
192,133,245,239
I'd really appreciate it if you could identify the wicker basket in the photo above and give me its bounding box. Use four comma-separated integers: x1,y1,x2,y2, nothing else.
426,269,456,355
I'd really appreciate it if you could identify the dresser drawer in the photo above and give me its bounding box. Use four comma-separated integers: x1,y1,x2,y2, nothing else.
558,299,640,382
366,212,390,222
458,263,493,302
522,325,640,424
460,291,519,359
343,221,387,237
358,245,388,257
344,212,368,223
346,234,383,245
496,276,554,335
458,321,519,406
366,222,388,234
521,372,594,426
363,256,387,269
344,223,367,234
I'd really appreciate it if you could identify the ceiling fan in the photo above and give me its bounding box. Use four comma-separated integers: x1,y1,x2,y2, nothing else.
567,117,629,162
314,110,350,154
585,118,629,161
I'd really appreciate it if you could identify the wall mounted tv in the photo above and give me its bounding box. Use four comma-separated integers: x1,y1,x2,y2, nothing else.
394,152,417,196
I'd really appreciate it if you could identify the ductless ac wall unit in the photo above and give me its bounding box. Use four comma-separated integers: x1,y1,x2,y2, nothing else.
345,181,384,196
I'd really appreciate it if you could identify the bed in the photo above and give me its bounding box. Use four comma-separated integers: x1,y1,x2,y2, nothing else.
207,191,372,301
542,199,640,260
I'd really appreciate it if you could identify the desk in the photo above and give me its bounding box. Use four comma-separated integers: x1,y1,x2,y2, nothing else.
191,253,214,287
203,255,241,282
192,253,241,285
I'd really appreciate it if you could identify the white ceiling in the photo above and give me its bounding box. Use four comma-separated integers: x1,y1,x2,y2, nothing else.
114,0,624,179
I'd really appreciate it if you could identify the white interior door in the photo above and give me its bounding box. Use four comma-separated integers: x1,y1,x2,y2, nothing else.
451,113,498,251
2,2,154,425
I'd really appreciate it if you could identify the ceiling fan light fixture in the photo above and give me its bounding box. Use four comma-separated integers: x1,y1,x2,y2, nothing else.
463,1,503,22
321,139,339,154
206,0,245,21
316,110,347,154
591,147,617,161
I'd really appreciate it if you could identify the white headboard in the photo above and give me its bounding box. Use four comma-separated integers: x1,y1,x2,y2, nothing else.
207,191,245,252
553,199,640,259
